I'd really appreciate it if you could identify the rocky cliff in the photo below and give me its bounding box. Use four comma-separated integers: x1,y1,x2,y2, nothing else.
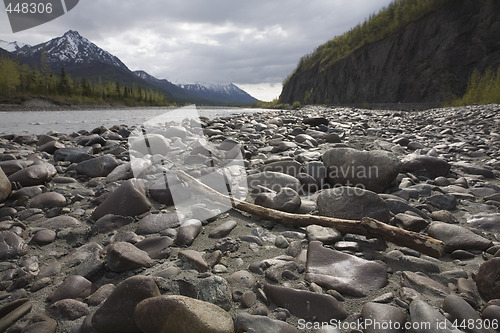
280,0,500,105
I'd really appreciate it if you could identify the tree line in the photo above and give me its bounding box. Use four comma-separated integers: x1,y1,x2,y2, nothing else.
450,67,500,106
0,55,171,106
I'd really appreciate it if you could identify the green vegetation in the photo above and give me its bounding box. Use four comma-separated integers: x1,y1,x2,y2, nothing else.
284,0,452,86
0,56,171,106
450,67,500,106
252,98,290,109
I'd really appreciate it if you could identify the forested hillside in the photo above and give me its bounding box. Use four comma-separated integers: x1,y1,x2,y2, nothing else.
280,0,500,106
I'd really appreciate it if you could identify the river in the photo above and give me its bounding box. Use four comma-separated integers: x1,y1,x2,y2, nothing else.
0,106,271,135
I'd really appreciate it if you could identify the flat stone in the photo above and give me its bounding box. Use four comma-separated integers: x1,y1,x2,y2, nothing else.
402,155,451,179
19,313,57,333
427,222,493,252
105,242,155,272
134,295,234,333
401,271,450,297
305,241,388,297
475,258,500,301
34,215,81,229
53,147,93,162
467,213,500,235
442,295,489,333
48,299,89,320
323,148,401,192
235,312,300,333
317,186,390,222
208,220,238,238
48,275,93,303
264,284,348,321
453,162,495,178
254,187,301,213
92,214,135,234
175,219,202,246
136,212,180,235
91,179,151,221
305,225,342,244
424,194,458,211
409,299,463,333
178,249,208,272
92,276,160,333
393,213,429,232
135,237,173,259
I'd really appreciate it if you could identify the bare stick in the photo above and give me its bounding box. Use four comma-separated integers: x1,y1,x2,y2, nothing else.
176,170,446,258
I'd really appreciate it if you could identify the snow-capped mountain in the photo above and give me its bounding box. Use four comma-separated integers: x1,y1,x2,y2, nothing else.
14,30,128,71
178,82,257,104
0,40,28,52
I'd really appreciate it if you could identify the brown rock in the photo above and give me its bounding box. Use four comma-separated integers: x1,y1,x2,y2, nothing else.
105,242,155,272
476,258,500,301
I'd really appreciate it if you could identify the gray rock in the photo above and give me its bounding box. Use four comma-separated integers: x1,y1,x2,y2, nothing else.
402,155,451,179
385,250,440,273
322,148,401,192
453,162,495,178
264,283,348,321
0,231,27,260
91,179,151,221
0,167,11,202
427,222,493,252
178,249,208,272
306,225,342,244
361,302,407,333
53,147,93,162
409,299,463,333
136,212,180,234
401,271,450,298
317,186,390,222
467,213,500,235
247,171,301,192
19,313,57,333
442,295,489,333
76,155,119,177
105,242,155,272
227,270,257,289
134,295,234,333
0,159,32,176
254,187,301,213
92,214,135,234
196,275,232,311
305,241,388,297
33,215,80,229
260,160,302,177
86,284,115,306
8,163,57,187
28,192,66,209
31,229,56,245
175,219,202,246
135,237,173,259
208,220,238,238
393,213,429,232
475,258,500,301
424,194,458,211
49,275,93,303
48,299,89,320
38,140,64,154
92,276,160,333
235,312,300,333
129,133,170,156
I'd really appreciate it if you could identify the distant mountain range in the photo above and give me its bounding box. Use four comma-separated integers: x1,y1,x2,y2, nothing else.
0,30,257,105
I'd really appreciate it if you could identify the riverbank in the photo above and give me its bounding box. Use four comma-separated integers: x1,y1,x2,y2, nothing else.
0,104,499,332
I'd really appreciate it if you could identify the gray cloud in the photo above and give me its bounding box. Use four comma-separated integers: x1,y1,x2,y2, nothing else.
0,0,393,86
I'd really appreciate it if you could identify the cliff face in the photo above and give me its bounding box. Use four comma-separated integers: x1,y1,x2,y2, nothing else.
280,0,500,105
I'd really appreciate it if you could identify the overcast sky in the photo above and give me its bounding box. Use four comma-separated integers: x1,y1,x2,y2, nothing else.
0,0,393,101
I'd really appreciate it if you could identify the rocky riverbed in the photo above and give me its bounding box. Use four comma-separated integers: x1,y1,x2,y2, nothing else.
0,104,500,333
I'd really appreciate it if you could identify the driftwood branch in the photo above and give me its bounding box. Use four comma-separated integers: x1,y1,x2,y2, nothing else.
176,170,446,258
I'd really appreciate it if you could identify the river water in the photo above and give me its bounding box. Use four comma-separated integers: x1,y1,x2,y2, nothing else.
0,106,270,135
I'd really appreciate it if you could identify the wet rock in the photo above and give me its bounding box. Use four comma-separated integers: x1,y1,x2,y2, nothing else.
409,299,462,333
91,179,151,221
322,148,401,192
28,192,66,209
427,222,493,252
467,213,500,235
208,220,237,238
317,186,390,222
48,275,93,303
8,163,57,187
20,313,57,333
92,214,134,234
134,295,234,333
401,155,451,179
0,231,27,260
235,312,300,333
92,276,160,333
247,171,301,193
361,302,407,333
305,241,388,297
255,187,301,213
175,219,202,246
0,167,11,202
135,237,172,259
264,284,348,321
105,242,155,272
136,212,180,235
475,258,500,301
